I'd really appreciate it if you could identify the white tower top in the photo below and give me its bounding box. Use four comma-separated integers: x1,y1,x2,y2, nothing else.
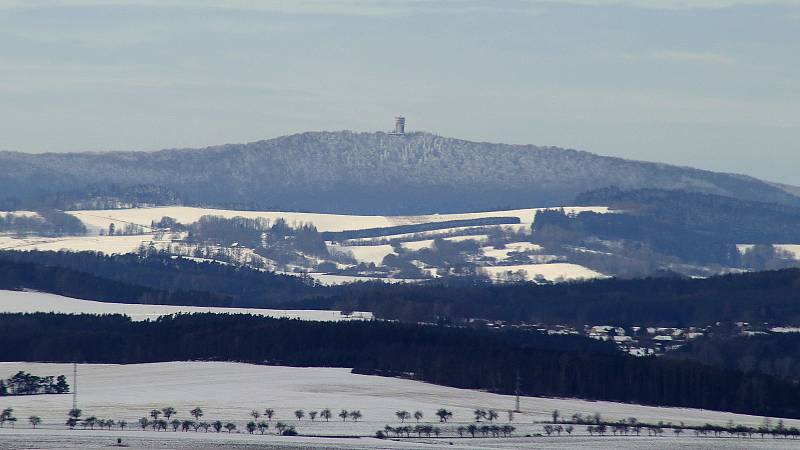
389,116,405,135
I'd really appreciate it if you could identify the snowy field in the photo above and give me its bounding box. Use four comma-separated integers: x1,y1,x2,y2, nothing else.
0,362,797,449
0,290,372,322
1,429,798,450
481,263,606,282
329,244,397,266
332,235,491,265
66,205,611,234
482,242,544,261
300,273,418,286
0,210,40,219
0,234,157,254
737,244,800,260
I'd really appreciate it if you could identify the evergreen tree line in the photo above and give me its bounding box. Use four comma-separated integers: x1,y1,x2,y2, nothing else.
0,251,317,308
0,258,232,307
1,313,800,419
320,217,519,242
0,183,182,212
532,209,739,266
318,269,800,326
576,187,800,244
669,332,800,383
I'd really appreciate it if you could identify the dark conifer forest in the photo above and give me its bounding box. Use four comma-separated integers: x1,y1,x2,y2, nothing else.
1,312,799,419
669,332,800,383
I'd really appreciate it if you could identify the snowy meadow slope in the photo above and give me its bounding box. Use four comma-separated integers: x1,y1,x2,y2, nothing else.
64,205,609,234
0,290,372,321
1,361,798,448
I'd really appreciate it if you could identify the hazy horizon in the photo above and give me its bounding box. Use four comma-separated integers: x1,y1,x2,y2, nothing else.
1,0,798,184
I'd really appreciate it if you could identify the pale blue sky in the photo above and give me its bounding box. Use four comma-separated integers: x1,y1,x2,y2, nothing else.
1,0,799,184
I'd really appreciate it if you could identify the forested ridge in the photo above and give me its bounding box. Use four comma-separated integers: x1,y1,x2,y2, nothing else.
0,258,232,306
2,131,799,214
4,251,800,325
532,209,740,266
1,313,798,419
524,188,800,277
0,251,318,308
320,270,800,326
577,187,800,244
669,332,800,383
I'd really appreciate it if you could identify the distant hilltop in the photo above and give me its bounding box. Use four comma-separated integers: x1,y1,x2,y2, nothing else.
1,130,798,214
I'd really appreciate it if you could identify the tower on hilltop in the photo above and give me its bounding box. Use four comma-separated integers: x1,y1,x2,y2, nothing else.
389,116,405,135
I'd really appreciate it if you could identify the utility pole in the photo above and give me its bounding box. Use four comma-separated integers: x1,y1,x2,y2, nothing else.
72,362,78,411
514,370,521,413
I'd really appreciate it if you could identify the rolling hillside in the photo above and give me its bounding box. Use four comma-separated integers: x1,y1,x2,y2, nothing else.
2,131,798,214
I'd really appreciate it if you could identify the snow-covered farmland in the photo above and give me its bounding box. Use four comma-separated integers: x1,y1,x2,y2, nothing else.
399,234,489,251
0,210,40,219
481,263,606,282
0,205,614,285
0,290,372,322
343,225,525,244
0,361,796,449
0,430,794,450
66,205,610,235
330,244,396,265
299,273,417,286
0,234,159,254
68,207,396,234
737,244,800,260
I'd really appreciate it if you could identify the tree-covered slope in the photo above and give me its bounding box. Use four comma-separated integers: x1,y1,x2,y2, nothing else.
1,131,798,213
5,251,800,327
2,313,800,419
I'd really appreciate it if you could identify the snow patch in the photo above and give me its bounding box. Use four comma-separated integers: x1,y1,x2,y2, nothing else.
481,263,605,282
0,234,160,254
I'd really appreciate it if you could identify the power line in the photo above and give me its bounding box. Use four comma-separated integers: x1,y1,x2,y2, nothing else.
72,362,78,411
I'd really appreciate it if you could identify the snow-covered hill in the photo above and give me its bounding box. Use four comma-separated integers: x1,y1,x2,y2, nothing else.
0,290,372,321
3,131,799,215
64,205,608,234
2,361,796,440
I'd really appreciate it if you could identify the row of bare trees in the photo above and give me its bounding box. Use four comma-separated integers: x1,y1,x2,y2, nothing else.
377,423,516,439
15,404,799,441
